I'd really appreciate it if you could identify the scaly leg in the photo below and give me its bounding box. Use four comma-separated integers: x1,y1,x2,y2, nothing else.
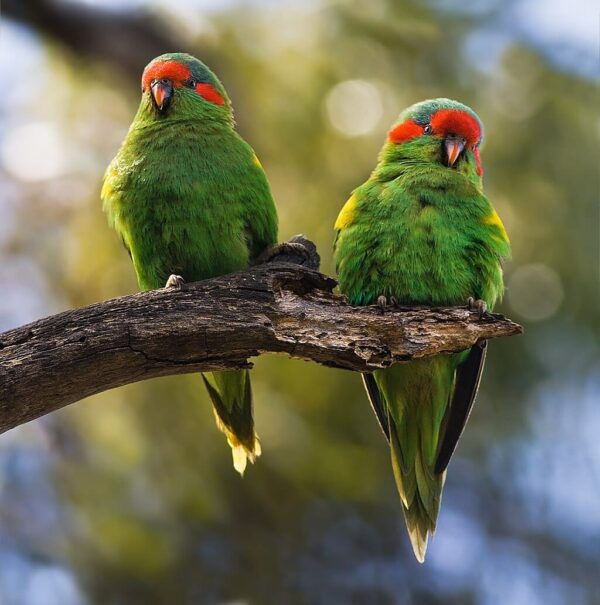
467,296,487,318
376,295,398,314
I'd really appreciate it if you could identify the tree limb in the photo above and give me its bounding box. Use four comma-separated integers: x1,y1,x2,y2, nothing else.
0,258,521,435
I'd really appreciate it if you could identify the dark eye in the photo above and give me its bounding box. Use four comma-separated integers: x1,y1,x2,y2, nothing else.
423,124,433,135
185,79,196,88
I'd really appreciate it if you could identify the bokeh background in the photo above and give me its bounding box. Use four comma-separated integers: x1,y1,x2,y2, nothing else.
1,0,598,603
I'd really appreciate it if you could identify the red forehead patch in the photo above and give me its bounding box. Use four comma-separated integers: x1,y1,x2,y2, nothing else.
388,119,423,144
430,109,481,148
142,60,191,91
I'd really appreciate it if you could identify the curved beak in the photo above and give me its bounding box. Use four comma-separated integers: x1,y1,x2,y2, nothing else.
151,79,173,113
444,136,466,167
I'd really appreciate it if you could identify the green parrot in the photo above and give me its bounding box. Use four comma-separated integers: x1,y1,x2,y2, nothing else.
333,99,510,562
102,53,278,475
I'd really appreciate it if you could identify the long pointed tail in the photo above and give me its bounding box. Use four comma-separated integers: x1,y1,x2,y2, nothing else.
389,426,445,562
202,369,260,475
373,357,455,562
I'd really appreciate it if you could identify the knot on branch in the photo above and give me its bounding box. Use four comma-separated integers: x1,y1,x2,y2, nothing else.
0,236,522,434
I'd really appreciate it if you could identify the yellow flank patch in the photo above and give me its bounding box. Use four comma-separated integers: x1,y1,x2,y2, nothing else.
335,194,358,231
252,153,263,169
483,208,509,242
100,174,114,200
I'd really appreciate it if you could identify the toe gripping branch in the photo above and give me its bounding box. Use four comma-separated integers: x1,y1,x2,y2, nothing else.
0,234,523,436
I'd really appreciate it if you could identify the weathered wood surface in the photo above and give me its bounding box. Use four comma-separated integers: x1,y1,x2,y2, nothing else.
0,262,521,434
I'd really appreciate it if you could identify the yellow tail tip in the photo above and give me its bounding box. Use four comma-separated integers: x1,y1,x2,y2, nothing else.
230,436,261,476
212,410,261,475
232,445,248,476
408,527,429,563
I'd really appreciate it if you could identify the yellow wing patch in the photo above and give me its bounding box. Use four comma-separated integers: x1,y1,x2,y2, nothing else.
100,169,115,201
101,181,109,200
334,194,358,231
483,208,509,243
252,153,263,169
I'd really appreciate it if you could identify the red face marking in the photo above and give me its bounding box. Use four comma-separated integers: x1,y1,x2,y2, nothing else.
388,119,424,144
429,109,481,149
142,60,191,91
387,108,483,176
195,82,225,106
141,60,225,106
473,147,483,176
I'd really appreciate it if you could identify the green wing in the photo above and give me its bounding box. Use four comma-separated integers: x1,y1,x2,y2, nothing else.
361,373,390,441
435,341,487,473
242,150,278,260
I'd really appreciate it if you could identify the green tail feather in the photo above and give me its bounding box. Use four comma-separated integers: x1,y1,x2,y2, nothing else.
375,356,456,562
201,369,260,475
390,419,446,562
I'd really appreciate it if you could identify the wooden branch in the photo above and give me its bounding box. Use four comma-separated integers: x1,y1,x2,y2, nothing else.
0,260,521,435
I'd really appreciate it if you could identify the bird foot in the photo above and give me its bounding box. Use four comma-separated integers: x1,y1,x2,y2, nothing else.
467,297,487,318
377,295,398,314
165,274,186,289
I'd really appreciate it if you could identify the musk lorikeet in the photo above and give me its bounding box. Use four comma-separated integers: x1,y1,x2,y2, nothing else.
333,99,510,562
102,53,278,475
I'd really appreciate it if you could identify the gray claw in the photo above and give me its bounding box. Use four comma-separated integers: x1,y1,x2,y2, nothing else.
377,295,388,313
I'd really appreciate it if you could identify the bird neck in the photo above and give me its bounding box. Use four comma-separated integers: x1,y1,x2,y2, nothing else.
372,139,483,191
129,95,234,135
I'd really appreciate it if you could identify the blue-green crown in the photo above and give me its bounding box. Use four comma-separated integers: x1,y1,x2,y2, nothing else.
146,53,229,102
399,98,483,143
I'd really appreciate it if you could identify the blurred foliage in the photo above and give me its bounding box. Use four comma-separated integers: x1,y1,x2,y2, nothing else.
0,0,599,604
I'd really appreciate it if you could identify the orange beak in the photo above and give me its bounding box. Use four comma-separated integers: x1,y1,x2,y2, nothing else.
444,137,466,167
151,79,173,113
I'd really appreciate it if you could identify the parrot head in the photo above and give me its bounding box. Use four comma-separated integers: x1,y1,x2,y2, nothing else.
383,98,484,177
138,53,232,124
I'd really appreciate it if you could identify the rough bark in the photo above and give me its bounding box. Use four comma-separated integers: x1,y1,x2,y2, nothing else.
0,260,521,435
